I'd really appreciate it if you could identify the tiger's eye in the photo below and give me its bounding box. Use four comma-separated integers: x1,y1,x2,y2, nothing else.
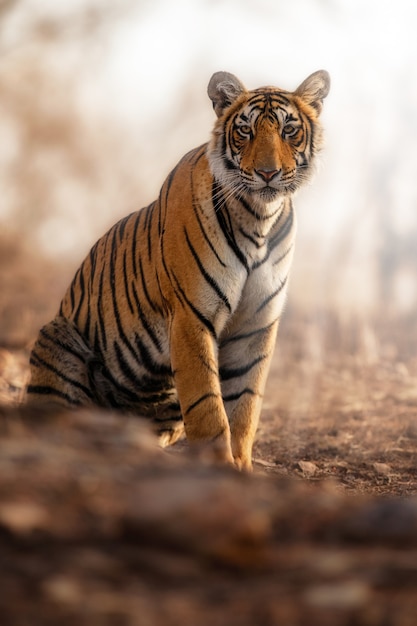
282,123,297,137
239,125,252,136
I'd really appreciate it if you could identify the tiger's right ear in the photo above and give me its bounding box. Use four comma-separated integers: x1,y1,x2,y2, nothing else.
295,70,330,114
208,72,246,117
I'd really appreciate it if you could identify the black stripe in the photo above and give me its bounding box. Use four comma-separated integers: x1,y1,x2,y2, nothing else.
219,354,266,381
117,214,130,242
240,194,282,222
39,326,86,363
130,281,163,352
237,195,259,220
268,207,294,250
171,272,217,337
310,115,317,155
93,324,100,354
131,211,142,280
138,257,159,314
94,228,113,349
122,249,135,315
271,94,291,107
223,388,257,403
30,351,93,399
146,204,154,262
134,332,171,377
246,94,268,109
153,414,183,424
97,262,108,352
112,344,174,407
165,261,185,309
184,392,220,416
239,227,264,248
302,113,312,155
272,244,293,267
88,241,98,288
113,340,140,386
163,166,178,214
89,360,139,404
69,276,76,312
200,356,219,376
191,182,227,268
213,181,249,272
109,228,138,357
222,154,239,172
27,385,81,406
256,276,288,313
73,267,86,326
183,227,231,312
143,202,152,234
160,229,174,296
222,106,243,163
84,297,91,339
220,320,278,346
252,207,294,270
155,272,166,311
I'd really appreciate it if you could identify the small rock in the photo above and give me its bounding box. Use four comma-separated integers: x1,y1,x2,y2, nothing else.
297,460,318,477
373,462,392,476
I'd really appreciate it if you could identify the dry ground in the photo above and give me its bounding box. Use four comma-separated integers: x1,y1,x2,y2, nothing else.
257,348,417,496
2,328,417,497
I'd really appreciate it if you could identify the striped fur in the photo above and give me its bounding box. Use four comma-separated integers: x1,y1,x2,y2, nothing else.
27,70,330,470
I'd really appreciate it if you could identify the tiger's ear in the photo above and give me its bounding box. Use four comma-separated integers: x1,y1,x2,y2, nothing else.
208,71,246,117
295,70,330,114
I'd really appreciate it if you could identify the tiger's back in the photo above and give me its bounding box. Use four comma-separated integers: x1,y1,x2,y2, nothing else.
27,70,330,469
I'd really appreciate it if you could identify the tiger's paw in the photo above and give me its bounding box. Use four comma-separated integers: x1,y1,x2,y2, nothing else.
233,456,253,472
205,443,235,467
189,437,235,468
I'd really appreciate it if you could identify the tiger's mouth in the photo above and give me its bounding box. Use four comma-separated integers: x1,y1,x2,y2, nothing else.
258,186,281,201
238,169,297,201
245,179,294,201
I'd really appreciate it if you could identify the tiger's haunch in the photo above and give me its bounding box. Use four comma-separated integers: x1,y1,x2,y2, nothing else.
27,70,330,470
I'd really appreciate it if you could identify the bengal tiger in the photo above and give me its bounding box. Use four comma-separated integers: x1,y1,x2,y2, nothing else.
26,70,330,470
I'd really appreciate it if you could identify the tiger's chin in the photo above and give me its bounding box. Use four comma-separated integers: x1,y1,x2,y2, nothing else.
257,186,282,202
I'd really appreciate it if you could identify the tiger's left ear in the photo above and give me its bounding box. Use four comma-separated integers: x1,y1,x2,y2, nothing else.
295,70,330,114
208,71,246,117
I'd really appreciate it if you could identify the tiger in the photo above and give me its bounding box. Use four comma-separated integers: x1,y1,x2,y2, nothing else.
26,69,330,470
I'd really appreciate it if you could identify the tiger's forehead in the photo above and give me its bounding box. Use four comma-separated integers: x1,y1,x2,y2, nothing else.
235,89,299,123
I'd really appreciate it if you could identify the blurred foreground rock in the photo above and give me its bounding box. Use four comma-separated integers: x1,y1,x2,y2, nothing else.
0,406,417,625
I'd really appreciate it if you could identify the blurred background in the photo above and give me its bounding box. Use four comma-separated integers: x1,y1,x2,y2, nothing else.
0,0,416,362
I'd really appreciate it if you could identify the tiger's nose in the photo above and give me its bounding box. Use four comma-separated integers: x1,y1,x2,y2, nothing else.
255,168,280,183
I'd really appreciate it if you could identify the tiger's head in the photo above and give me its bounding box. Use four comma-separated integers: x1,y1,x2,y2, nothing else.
207,70,330,205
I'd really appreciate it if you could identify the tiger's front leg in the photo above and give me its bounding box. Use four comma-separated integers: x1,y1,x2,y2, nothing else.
170,312,234,465
220,320,280,471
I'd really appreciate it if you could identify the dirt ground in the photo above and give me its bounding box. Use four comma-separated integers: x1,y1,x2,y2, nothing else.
258,347,417,497
0,318,417,625
2,328,417,497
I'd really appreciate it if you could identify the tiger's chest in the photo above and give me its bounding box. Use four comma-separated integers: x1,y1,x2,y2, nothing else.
210,200,296,334
222,232,295,339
